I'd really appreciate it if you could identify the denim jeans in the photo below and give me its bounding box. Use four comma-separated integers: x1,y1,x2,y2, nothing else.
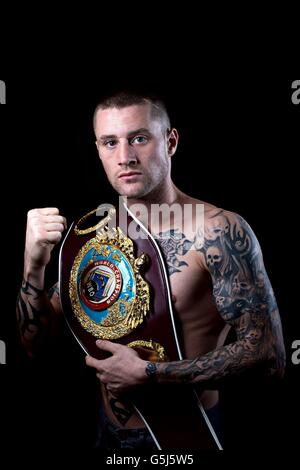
95,411,156,450
95,403,223,450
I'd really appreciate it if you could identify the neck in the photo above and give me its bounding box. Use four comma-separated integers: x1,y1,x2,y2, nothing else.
125,182,182,211
122,182,185,232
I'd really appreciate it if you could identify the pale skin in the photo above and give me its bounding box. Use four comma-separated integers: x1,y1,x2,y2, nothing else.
17,102,286,429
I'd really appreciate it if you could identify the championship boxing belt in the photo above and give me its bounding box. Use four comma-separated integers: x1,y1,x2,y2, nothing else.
59,202,222,450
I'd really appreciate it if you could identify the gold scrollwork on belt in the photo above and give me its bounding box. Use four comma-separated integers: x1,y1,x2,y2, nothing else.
127,340,168,362
74,207,116,235
69,224,150,340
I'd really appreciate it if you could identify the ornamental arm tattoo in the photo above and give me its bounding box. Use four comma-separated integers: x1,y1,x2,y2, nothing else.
146,211,286,385
16,281,62,357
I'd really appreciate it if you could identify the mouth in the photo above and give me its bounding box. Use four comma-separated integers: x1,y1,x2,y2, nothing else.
118,171,142,179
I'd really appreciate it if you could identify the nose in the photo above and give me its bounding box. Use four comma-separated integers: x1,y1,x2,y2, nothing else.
117,140,137,166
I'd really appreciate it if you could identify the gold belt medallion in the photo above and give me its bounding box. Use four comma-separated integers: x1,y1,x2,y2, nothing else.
69,225,150,340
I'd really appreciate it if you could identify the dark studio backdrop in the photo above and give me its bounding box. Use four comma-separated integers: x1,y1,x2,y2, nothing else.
0,72,299,451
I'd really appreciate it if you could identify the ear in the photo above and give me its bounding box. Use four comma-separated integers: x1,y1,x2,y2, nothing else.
95,141,103,160
167,128,179,157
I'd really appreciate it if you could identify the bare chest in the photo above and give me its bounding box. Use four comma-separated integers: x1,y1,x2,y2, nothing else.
156,237,225,359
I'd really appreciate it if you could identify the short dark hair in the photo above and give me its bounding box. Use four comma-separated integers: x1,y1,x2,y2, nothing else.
93,91,171,133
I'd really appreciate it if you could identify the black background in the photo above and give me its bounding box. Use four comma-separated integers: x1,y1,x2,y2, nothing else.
0,64,299,452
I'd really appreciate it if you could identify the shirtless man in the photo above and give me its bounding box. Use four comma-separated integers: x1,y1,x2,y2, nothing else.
17,92,286,449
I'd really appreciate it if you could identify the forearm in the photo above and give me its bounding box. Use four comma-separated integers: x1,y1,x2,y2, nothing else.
147,307,286,386
146,340,271,386
16,266,58,357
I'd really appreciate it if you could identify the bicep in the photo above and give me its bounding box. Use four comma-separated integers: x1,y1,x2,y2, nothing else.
201,213,285,373
202,212,277,324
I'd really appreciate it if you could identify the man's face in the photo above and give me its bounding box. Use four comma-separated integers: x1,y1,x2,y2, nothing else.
94,104,171,199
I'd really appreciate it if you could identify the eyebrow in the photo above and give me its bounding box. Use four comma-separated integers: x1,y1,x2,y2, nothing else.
99,128,151,142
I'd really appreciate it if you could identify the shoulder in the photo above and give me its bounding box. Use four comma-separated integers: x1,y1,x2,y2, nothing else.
179,194,239,229
183,195,253,240
178,193,260,253
191,202,261,258
204,207,252,239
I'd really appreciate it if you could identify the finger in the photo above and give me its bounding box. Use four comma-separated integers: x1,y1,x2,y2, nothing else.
30,208,60,216
41,231,63,244
95,339,122,354
41,215,67,227
85,354,102,370
97,374,109,387
44,223,66,232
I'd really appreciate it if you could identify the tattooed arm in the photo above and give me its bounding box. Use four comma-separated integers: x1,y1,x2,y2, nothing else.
146,211,286,386
16,208,66,357
17,281,63,357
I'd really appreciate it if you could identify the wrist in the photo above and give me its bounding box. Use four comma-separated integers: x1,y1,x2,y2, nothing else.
23,263,46,291
145,361,158,382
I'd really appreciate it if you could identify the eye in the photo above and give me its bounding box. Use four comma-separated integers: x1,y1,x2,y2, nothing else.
104,139,117,148
131,135,148,145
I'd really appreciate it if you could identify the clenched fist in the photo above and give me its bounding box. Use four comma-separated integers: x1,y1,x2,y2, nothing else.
25,207,67,269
